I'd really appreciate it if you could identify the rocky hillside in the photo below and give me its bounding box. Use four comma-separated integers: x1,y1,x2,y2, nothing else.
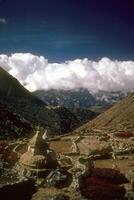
0,67,80,136
74,92,134,133
0,67,43,104
68,108,97,125
0,102,32,139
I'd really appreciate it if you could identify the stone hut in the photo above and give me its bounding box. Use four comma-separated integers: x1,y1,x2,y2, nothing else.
20,130,58,175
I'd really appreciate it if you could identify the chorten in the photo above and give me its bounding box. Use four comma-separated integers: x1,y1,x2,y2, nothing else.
20,129,58,174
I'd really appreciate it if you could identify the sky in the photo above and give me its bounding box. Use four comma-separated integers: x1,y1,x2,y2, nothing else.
0,0,134,62
0,0,134,92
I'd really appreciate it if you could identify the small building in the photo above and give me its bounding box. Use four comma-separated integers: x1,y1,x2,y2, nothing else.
20,130,58,176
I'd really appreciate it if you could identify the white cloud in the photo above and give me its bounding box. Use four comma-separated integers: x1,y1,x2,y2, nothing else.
0,18,7,24
0,53,134,93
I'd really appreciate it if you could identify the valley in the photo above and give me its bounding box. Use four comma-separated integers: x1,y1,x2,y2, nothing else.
0,67,134,200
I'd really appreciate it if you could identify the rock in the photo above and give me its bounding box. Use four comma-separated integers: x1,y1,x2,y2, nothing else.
45,169,72,188
99,136,110,142
68,156,94,191
57,155,73,169
117,156,126,160
0,141,18,164
128,162,134,167
126,191,134,200
90,146,112,160
44,194,70,200
126,170,134,192
78,137,112,159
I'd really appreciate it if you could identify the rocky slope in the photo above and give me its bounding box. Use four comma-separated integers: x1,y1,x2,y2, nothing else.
0,67,80,136
68,108,97,125
0,102,32,139
74,92,134,133
0,67,43,104
94,90,127,105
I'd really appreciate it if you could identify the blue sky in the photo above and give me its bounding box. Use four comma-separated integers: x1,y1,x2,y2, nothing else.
0,0,134,62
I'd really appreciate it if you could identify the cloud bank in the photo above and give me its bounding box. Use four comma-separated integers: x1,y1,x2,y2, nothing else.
0,53,134,93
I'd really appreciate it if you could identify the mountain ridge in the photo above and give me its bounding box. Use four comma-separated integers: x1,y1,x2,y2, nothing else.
0,67,44,105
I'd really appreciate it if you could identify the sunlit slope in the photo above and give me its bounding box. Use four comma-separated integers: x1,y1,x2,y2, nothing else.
74,92,134,133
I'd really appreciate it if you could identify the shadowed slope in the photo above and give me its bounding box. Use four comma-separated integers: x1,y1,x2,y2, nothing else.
0,67,79,136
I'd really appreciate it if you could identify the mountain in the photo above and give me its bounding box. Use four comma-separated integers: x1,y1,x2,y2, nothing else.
33,89,127,110
94,90,127,105
68,108,97,125
33,89,100,126
1,66,128,137
33,89,128,125
0,102,33,139
33,89,97,108
74,92,134,133
0,67,80,136
0,67,43,104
